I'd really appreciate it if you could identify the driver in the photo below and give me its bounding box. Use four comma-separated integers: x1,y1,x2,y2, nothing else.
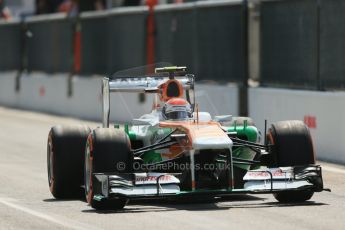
162,98,192,120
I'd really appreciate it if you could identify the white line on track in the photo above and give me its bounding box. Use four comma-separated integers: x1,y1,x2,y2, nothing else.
322,165,345,175
0,197,100,230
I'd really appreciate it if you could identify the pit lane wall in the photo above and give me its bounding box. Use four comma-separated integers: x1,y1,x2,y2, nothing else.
0,72,239,123
249,87,345,165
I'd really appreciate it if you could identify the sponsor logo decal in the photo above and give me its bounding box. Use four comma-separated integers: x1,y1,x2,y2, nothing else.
136,175,172,182
244,168,293,180
304,115,317,129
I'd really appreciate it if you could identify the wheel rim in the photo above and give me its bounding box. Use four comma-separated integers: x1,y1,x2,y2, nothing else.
85,136,93,203
47,134,54,192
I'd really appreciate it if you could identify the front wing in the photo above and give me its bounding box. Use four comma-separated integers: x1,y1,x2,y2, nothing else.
90,165,325,202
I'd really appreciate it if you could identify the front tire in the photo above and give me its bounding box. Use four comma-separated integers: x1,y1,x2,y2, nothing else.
268,120,315,203
273,190,314,203
85,128,133,210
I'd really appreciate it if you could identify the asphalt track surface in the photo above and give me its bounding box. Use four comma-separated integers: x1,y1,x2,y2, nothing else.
0,106,344,230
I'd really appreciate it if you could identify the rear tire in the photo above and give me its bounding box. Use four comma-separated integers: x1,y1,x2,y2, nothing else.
47,125,91,199
268,120,315,203
85,128,133,210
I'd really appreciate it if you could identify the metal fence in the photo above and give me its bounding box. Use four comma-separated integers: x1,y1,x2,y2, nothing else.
155,1,246,82
26,14,74,73
0,1,246,83
107,7,148,75
79,12,109,75
319,0,345,89
0,0,345,88
0,21,22,71
260,0,345,90
79,7,148,75
260,0,318,89
196,1,245,82
155,4,198,77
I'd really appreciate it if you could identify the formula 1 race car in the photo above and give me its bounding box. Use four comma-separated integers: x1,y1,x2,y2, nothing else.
47,66,326,210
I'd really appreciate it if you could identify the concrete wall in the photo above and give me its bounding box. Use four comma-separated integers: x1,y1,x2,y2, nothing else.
0,72,19,106
249,87,345,164
0,73,239,123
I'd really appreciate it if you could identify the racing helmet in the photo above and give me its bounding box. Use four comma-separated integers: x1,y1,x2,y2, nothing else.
162,98,192,120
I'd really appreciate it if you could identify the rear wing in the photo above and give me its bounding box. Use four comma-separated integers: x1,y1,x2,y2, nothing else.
101,75,195,128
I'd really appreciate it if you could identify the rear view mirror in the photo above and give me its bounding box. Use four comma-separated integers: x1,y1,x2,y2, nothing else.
213,115,232,123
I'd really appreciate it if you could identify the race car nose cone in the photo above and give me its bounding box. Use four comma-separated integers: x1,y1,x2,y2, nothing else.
192,136,232,150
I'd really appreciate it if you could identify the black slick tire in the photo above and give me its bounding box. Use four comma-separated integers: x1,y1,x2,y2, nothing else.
47,125,91,199
84,128,133,210
268,120,315,203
